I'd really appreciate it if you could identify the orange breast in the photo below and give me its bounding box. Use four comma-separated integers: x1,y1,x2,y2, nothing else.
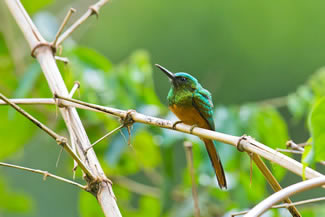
169,104,210,129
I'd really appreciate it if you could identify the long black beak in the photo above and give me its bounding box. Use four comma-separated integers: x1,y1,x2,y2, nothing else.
155,64,175,81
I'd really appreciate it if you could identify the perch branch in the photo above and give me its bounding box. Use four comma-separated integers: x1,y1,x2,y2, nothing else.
55,95,325,181
1,96,324,182
0,162,86,189
244,176,325,217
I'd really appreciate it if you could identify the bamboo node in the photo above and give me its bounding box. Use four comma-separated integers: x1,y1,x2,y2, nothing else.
237,135,248,152
31,42,55,58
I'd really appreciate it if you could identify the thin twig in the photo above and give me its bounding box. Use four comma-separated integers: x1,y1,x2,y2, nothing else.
276,149,303,155
244,176,325,217
111,176,160,198
285,141,325,165
86,124,124,152
55,147,64,167
251,154,301,217
0,162,86,189
52,8,76,47
231,196,325,217
55,56,69,64
0,93,95,180
286,140,305,152
256,95,288,108
56,0,110,47
69,81,80,98
184,141,200,217
0,98,55,105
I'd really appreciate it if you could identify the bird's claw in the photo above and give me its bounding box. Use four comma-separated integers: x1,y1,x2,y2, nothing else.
172,120,183,129
189,124,198,134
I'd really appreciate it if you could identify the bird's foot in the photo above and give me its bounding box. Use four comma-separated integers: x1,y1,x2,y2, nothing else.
189,124,198,134
172,120,183,129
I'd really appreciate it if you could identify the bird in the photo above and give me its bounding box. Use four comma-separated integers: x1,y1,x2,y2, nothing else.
155,64,227,189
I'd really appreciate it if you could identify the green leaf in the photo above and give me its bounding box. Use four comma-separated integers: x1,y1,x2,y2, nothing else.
254,107,289,149
288,86,314,120
302,144,313,179
79,190,105,217
309,67,325,97
244,106,289,181
71,46,112,72
308,97,325,162
22,0,53,15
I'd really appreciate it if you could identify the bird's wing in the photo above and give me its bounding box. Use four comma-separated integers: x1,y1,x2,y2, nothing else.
192,87,215,131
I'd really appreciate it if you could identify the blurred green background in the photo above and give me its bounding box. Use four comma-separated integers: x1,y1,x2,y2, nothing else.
0,0,325,217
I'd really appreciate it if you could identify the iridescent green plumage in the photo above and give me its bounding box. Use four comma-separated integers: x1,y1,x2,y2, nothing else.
156,64,227,189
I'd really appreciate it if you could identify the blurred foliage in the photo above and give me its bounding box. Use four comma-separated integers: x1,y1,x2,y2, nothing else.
0,0,325,217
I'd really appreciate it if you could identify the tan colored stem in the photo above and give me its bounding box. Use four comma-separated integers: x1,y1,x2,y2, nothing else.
4,1,120,216
1,96,324,183
184,142,200,217
0,162,86,189
0,93,94,180
231,196,325,217
244,176,325,217
251,154,301,217
56,0,109,47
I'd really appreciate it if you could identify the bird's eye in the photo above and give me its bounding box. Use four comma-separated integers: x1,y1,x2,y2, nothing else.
180,77,187,82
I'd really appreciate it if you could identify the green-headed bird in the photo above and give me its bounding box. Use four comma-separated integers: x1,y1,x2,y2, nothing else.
156,64,227,189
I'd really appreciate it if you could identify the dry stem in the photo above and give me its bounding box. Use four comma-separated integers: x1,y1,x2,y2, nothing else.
244,176,325,217
251,154,301,217
0,93,95,180
4,1,120,216
231,196,325,216
184,141,201,217
1,96,323,183
55,95,324,181
0,162,86,189
56,0,110,47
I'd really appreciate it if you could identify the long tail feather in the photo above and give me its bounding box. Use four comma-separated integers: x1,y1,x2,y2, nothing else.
203,139,227,189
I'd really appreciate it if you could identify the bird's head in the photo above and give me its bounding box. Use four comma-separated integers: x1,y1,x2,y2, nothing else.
155,64,199,91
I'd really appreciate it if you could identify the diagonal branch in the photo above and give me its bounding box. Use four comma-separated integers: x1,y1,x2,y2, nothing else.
56,0,110,47
4,1,121,216
0,162,86,189
0,93,95,180
244,176,325,217
251,154,301,217
231,196,325,217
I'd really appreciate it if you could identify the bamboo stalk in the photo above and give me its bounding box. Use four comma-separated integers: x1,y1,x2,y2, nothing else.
4,1,120,216
251,154,301,217
244,176,325,217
